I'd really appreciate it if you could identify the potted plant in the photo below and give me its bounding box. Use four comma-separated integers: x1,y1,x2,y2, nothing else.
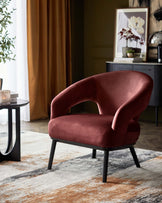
0,0,16,90
118,27,144,58
126,48,135,58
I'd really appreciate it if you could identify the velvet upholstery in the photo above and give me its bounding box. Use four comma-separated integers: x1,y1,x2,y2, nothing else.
48,115,140,148
48,71,153,182
48,71,153,147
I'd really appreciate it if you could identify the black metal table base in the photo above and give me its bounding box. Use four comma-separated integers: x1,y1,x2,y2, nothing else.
0,108,20,161
0,100,28,162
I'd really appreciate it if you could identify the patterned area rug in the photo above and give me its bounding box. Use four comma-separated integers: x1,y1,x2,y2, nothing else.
0,131,162,203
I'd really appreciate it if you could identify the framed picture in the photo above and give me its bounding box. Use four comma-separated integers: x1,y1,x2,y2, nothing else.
114,8,149,61
129,0,162,36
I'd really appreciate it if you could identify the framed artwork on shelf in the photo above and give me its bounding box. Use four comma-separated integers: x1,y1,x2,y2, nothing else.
129,0,162,36
114,8,149,62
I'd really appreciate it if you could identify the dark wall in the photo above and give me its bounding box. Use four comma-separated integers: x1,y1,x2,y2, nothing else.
71,0,129,83
71,0,84,83
84,0,128,78
71,0,128,113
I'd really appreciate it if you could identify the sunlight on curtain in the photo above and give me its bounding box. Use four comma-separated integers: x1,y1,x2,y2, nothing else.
0,0,30,124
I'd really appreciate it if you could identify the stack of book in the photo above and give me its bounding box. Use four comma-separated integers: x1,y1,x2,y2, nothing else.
10,92,19,103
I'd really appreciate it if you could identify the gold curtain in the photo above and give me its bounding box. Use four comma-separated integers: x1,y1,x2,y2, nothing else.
27,0,71,120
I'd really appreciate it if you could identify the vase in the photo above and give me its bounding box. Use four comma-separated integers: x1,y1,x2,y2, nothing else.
134,48,141,57
122,47,134,58
122,47,129,57
127,53,134,58
0,78,3,90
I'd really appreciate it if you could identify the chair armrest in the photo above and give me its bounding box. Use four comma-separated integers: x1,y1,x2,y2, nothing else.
50,77,96,119
112,84,153,135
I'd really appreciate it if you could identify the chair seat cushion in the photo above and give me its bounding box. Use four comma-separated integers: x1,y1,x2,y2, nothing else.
48,114,140,148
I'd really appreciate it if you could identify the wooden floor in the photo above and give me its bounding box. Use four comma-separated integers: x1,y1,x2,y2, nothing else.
137,121,162,152
0,119,162,152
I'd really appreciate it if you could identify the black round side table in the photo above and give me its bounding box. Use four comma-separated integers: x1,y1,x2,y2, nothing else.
0,100,29,162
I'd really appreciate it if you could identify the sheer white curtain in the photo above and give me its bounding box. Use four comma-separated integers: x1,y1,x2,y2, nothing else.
0,0,30,124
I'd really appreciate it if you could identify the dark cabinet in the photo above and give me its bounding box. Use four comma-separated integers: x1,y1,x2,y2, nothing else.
106,62,162,125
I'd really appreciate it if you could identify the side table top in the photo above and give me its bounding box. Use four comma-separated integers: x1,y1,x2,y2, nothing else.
0,99,29,109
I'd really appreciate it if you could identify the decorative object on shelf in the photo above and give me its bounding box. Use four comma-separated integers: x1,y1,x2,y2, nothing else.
0,90,10,104
148,31,162,62
0,90,18,104
150,31,162,45
157,43,162,63
10,91,19,103
114,8,149,62
126,48,135,58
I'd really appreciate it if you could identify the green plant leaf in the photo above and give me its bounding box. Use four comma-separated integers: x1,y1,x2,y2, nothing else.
0,0,16,63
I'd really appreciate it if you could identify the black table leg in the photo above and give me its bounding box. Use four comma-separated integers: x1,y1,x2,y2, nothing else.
6,108,13,153
0,107,21,161
15,107,21,161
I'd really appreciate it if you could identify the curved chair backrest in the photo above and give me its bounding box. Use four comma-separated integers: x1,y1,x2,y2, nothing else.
50,71,153,121
93,71,153,116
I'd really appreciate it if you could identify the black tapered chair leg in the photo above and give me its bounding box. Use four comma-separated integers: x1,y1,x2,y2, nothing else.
48,140,57,170
103,150,109,183
92,149,96,158
130,146,140,168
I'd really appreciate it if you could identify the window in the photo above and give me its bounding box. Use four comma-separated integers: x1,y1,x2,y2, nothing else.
0,0,29,124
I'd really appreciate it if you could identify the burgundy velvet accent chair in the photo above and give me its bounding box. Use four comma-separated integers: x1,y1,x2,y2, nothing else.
48,71,153,182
